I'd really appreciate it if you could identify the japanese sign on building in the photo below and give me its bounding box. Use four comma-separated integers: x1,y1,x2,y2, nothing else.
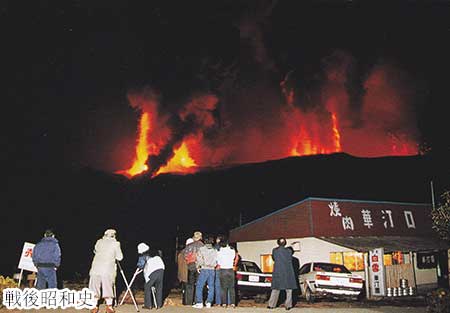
18,242,37,273
369,248,386,296
318,200,430,237
229,198,434,243
416,252,437,269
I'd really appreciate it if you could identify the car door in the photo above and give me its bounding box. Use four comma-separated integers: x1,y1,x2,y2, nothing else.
298,263,311,294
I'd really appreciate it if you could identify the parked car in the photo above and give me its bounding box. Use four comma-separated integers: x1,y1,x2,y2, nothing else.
298,262,364,303
236,260,272,302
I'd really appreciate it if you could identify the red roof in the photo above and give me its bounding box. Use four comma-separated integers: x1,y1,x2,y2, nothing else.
229,197,433,242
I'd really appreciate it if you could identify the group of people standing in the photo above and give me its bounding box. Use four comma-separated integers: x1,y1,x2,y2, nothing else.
32,228,298,312
177,231,239,308
32,228,164,313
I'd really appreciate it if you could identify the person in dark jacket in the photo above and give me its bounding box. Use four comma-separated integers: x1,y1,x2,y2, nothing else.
287,246,300,306
32,229,61,289
267,238,297,310
137,243,165,309
213,235,224,306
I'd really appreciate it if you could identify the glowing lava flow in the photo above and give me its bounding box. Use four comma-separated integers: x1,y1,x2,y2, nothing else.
331,113,342,152
120,111,198,177
126,112,150,176
290,113,342,157
118,62,420,178
156,142,197,175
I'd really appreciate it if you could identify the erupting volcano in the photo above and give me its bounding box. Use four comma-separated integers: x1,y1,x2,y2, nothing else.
118,54,419,178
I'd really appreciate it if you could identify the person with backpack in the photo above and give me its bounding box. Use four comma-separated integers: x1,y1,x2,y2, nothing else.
183,231,204,305
137,243,165,309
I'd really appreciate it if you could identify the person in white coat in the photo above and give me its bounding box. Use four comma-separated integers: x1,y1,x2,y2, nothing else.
88,229,123,313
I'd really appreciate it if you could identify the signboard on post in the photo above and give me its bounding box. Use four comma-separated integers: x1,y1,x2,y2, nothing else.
369,248,386,296
18,242,37,273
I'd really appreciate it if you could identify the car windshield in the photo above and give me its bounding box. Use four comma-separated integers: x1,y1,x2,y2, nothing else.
241,261,262,273
313,262,351,274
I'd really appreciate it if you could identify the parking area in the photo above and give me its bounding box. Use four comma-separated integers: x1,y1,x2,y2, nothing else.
0,288,428,313
0,303,427,313
123,288,427,310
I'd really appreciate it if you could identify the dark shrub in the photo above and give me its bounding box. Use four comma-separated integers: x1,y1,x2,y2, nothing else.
426,288,450,313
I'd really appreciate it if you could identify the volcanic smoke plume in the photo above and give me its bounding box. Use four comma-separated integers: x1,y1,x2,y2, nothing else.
118,51,419,178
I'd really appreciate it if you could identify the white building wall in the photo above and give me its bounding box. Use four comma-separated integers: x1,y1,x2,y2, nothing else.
236,239,277,268
236,237,438,291
236,237,356,268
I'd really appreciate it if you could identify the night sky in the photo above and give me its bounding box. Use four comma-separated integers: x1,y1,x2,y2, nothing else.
2,1,450,282
3,1,450,175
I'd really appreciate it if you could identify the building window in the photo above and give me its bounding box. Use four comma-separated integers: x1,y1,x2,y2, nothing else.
330,252,343,264
392,251,404,264
261,254,274,273
384,254,393,266
416,252,437,269
329,252,364,271
384,251,410,266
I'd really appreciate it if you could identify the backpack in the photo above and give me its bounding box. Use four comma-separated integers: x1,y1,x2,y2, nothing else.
185,250,196,264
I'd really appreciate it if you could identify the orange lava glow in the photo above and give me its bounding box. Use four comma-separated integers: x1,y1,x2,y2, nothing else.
118,63,419,178
156,142,197,175
126,112,150,176
290,129,334,156
331,113,342,152
289,112,342,157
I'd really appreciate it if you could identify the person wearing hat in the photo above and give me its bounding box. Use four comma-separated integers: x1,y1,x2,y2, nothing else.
177,238,193,305
32,229,61,289
193,235,218,309
183,231,204,305
137,243,165,309
88,229,123,313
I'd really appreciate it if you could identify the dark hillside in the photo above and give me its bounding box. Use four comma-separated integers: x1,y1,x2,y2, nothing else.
2,153,447,289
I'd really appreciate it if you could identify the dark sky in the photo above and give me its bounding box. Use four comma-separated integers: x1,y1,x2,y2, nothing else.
3,0,450,174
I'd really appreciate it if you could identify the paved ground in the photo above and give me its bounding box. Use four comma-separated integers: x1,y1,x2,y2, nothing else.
0,304,427,313
1,288,428,312
0,297,428,313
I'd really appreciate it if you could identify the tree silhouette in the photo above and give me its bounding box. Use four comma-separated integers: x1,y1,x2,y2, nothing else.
431,191,450,241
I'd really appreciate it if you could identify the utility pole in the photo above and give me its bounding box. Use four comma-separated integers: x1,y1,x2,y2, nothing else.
175,225,179,263
431,180,436,210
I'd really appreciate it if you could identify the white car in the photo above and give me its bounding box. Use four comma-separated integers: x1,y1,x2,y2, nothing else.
298,262,364,303
236,260,272,302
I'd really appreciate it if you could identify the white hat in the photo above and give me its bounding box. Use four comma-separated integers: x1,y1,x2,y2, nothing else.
137,243,150,254
104,229,116,238
185,238,194,245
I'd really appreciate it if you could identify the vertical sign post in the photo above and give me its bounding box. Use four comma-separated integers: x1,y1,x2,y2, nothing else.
17,242,38,287
369,248,386,296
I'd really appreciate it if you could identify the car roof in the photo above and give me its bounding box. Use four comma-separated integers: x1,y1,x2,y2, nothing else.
241,260,257,264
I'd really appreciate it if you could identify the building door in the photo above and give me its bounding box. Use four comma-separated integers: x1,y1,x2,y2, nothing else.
436,249,449,289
